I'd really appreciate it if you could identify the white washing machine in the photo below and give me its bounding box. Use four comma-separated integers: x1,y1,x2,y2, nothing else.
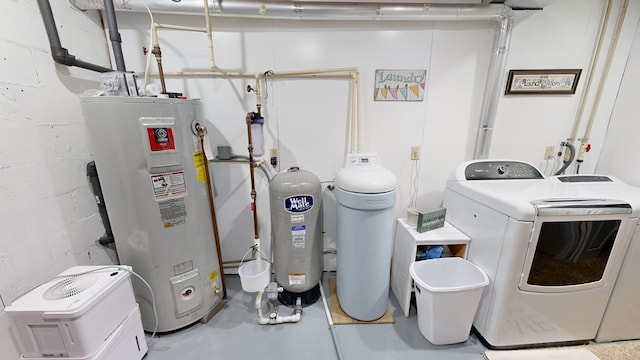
443,160,640,349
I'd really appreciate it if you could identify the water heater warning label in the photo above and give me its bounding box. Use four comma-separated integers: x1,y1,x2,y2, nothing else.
159,198,187,228
151,171,187,200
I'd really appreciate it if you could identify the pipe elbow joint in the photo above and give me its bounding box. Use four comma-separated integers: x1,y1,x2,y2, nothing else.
51,47,76,66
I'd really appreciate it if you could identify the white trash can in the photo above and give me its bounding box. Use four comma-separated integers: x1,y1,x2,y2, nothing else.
409,257,488,345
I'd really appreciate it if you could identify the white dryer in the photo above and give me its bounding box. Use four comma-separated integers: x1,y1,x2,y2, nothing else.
557,175,640,343
443,160,640,349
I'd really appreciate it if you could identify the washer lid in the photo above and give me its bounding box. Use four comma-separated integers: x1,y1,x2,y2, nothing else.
336,167,397,193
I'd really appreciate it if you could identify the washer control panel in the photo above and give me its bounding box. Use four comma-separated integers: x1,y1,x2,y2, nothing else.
464,161,544,180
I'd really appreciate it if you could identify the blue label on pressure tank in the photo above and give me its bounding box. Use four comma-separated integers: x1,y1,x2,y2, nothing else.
284,195,314,213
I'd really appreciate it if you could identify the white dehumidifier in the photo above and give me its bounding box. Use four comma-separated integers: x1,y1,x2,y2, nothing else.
5,266,147,360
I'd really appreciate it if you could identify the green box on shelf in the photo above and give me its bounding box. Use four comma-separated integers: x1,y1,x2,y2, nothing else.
416,207,446,233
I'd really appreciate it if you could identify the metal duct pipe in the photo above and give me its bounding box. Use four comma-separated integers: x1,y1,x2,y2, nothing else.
473,8,513,159
38,0,113,72
104,0,127,71
71,0,507,21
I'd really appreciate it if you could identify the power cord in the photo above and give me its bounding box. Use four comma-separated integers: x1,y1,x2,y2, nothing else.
48,266,159,339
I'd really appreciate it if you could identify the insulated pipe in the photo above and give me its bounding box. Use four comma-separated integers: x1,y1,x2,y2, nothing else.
103,0,127,72
38,0,113,73
473,7,513,159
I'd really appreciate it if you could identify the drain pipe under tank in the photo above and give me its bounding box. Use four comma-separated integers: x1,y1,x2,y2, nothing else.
37,0,113,72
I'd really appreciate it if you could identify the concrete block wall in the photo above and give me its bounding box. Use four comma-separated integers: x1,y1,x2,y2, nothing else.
0,1,114,357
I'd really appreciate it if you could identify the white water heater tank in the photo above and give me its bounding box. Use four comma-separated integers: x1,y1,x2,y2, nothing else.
80,96,224,332
270,167,323,306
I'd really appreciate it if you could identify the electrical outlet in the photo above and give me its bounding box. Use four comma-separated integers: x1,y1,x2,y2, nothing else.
411,146,420,160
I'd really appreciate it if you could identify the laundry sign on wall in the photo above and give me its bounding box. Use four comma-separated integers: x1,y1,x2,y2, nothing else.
374,69,427,101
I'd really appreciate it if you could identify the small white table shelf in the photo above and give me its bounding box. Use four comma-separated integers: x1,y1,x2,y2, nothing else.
391,218,470,317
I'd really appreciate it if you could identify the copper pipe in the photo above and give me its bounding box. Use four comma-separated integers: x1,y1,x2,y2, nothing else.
196,124,227,299
151,45,167,93
246,112,260,241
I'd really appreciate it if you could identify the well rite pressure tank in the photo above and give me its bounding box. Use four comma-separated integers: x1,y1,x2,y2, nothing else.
270,167,323,306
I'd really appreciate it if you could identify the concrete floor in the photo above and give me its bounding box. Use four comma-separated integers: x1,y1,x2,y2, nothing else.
144,272,487,360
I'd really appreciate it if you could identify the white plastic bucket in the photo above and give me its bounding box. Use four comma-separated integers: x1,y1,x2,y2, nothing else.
409,257,488,345
238,249,271,293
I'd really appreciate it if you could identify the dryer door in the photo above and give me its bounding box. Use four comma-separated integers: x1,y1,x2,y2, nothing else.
519,199,634,293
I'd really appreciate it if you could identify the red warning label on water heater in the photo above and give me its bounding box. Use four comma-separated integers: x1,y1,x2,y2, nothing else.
147,127,175,151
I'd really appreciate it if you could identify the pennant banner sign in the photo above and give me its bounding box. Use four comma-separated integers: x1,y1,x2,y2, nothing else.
374,69,426,102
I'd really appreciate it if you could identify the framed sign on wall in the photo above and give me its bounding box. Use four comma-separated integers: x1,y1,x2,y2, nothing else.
505,69,582,95
374,69,427,101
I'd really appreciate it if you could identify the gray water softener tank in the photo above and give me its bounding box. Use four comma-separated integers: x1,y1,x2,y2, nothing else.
334,153,397,321
270,167,323,306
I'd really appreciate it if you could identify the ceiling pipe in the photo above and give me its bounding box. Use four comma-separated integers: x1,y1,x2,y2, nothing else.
71,0,513,158
71,0,507,21
38,0,113,72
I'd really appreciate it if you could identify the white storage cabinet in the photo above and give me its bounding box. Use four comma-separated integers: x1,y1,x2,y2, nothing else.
391,218,470,317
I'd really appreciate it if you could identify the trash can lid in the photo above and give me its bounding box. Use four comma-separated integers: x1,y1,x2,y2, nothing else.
335,153,397,193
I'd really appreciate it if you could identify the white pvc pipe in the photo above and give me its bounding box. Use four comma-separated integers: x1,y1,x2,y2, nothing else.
569,0,613,143
581,0,629,144
76,0,511,157
143,68,362,151
255,289,302,325
203,0,216,69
